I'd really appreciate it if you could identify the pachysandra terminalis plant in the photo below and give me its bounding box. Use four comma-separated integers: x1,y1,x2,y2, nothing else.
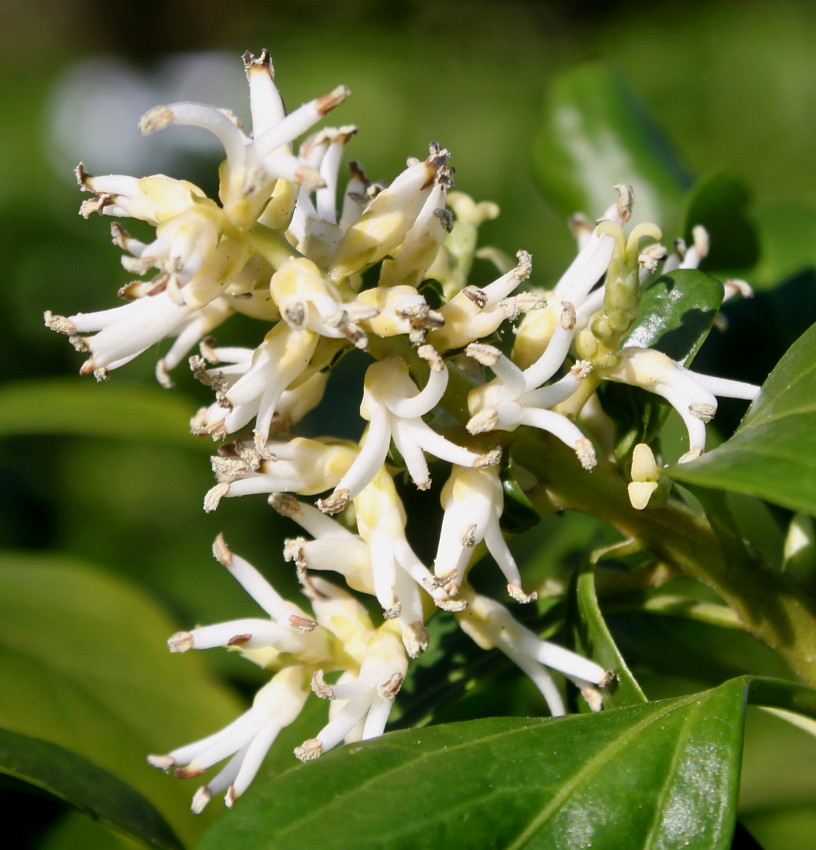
44,48,815,830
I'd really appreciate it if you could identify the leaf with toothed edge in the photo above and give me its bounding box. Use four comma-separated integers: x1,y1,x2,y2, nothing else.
197,676,816,850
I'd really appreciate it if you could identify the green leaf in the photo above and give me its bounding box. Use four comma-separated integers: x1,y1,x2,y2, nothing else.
499,461,541,535
0,379,209,450
0,552,242,846
682,172,759,272
198,678,765,850
532,63,692,226
0,727,182,850
599,269,724,458
666,321,816,514
567,563,647,710
625,270,725,364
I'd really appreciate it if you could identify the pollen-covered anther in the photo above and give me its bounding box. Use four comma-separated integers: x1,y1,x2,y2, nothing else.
68,335,89,352
417,343,444,373
435,598,469,612
210,455,250,481
581,686,604,713
316,488,350,515
147,754,175,771
191,786,212,814
575,438,597,471
614,183,635,222
316,85,351,115
571,360,593,379
282,537,308,567
268,492,301,517
211,532,233,567
403,622,429,658
467,408,499,435
204,482,231,513
639,242,668,274
507,583,538,604
689,402,716,423
43,311,76,335
294,738,323,762
724,279,753,300
139,105,175,135
473,447,502,468
560,301,576,331
678,446,704,464
167,631,194,653
377,672,404,700
224,786,241,809
311,670,335,699
505,292,548,320
466,342,502,367
226,633,252,646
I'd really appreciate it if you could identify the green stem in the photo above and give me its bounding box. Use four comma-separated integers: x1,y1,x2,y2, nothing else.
516,430,816,687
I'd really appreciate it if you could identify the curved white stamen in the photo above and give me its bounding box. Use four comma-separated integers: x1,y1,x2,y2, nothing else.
406,419,483,468
385,362,448,419
333,408,391,502
229,721,282,802
521,370,582,409
253,89,348,160
391,424,430,488
518,407,588,450
156,102,248,168
222,552,295,622
522,306,576,391
684,370,760,401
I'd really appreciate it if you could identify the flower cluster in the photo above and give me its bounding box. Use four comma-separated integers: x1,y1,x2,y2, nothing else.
48,49,760,810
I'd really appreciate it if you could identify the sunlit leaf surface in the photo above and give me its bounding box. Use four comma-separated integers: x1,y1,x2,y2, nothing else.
666,321,816,514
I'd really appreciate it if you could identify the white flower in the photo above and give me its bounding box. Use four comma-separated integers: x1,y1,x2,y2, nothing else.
149,666,310,812
603,347,760,460
190,322,318,449
139,49,349,227
428,249,539,352
456,588,611,717
295,628,408,761
552,184,632,307
204,437,356,511
317,345,498,514
328,143,453,283
280,472,457,657
465,335,597,471
434,465,537,602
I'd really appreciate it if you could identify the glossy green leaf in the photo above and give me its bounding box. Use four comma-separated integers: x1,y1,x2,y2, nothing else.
198,677,769,850
666,321,816,514
0,727,182,850
0,552,242,846
532,63,692,225
567,563,647,710
625,270,724,363
682,172,759,272
499,460,541,535
0,379,209,450
600,269,724,458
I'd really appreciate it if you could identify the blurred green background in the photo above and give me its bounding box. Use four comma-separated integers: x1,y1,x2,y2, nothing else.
2,0,816,847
